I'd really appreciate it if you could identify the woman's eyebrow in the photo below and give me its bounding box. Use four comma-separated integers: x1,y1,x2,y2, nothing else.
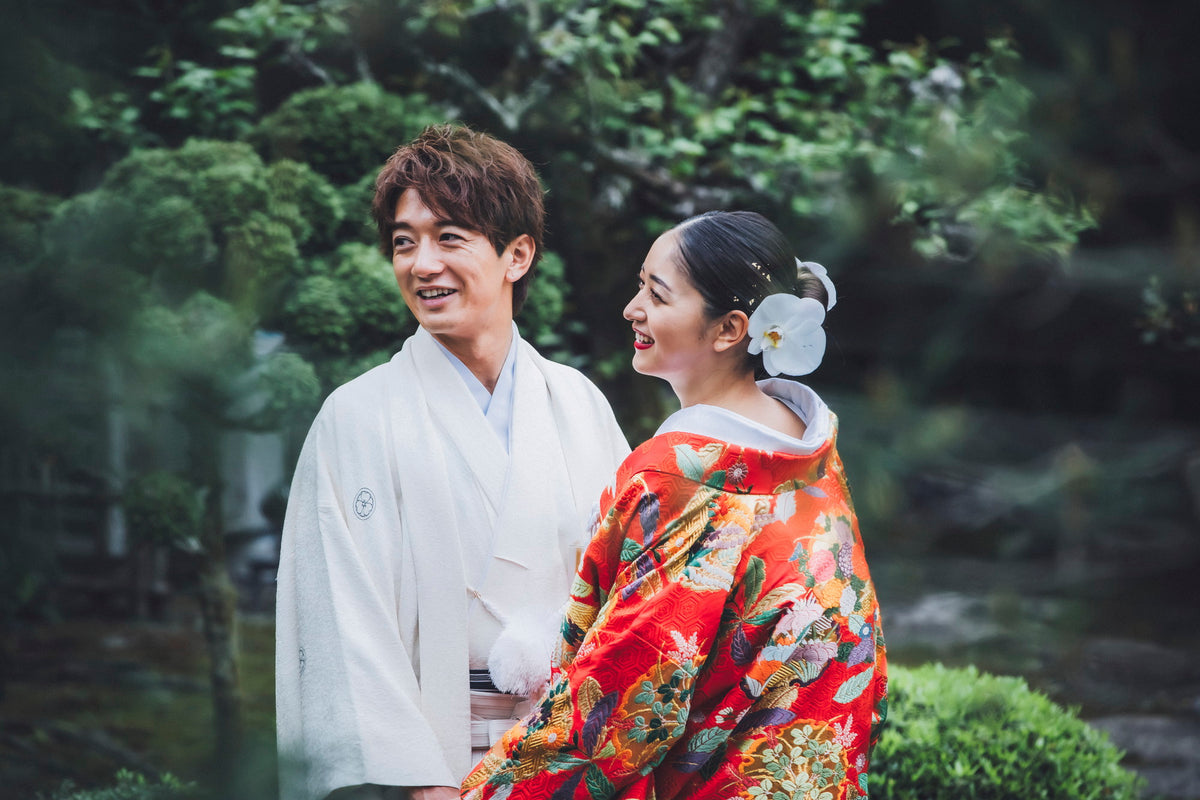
647,272,673,294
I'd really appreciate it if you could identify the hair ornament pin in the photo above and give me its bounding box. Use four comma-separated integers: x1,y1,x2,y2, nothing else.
746,294,827,376
797,259,837,310
751,261,773,282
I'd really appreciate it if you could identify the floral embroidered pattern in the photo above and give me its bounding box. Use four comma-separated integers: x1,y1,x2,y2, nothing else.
462,423,887,800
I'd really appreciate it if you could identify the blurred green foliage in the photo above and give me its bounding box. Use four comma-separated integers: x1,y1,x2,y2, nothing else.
875,663,1143,800
40,770,197,800
253,84,443,185
124,472,203,549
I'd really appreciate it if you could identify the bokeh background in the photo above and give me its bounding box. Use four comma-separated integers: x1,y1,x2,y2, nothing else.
2,0,1198,797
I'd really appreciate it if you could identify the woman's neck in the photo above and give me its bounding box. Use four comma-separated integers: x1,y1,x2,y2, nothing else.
673,369,808,440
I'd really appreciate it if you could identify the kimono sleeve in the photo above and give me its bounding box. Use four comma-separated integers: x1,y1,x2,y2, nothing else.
462,470,729,800
276,403,456,800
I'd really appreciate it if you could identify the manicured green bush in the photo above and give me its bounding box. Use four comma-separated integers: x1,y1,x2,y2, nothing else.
253,84,443,185
265,159,345,250
873,664,1143,800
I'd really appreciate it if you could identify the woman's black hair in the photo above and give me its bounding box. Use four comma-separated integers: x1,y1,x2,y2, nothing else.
672,210,828,318
672,210,830,375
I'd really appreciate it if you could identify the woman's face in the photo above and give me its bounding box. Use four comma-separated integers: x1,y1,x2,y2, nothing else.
622,230,720,383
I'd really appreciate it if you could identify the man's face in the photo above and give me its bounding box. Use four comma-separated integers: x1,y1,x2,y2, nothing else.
389,188,531,349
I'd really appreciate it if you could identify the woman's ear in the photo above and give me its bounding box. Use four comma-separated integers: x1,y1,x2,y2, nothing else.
712,310,750,354
504,234,536,283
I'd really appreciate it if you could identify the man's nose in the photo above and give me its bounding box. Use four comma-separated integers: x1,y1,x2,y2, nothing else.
411,241,442,278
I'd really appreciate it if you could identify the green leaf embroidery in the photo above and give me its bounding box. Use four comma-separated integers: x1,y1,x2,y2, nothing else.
687,725,729,754
620,537,641,562
833,665,875,704
674,444,706,482
706,469,726,488
585,763,615,799
743,556,765,609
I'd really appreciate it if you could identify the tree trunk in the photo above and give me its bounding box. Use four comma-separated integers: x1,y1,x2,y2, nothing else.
192,413,244,785
691,0,753,100
197,548,243,773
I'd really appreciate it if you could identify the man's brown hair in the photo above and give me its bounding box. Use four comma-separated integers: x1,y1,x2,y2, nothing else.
372,124,546,314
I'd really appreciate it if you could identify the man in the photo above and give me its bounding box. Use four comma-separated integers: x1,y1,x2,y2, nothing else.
276,125,629,800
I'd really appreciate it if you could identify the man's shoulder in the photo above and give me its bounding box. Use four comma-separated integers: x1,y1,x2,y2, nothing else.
522,343,603,396
318,355,401,420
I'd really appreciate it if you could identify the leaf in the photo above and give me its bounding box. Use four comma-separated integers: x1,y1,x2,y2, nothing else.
637,493,660,546
687,725,730,754
582,691,620,753
577,676,603,720
706,469,726,488
674,444,706,482
833,665,875,704
620,537,641,562
675,749,717,773
742,556,765,609
734,707,797,734
585,763,615,799
747,583,807,620
563,619,586,647
730,623,754,665
549,770,585,799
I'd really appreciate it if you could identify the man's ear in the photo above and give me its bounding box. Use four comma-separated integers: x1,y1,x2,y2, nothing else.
504,234,536,283
712,310,750,353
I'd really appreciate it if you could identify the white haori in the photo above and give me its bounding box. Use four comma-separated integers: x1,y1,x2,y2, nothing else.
276,326,628,800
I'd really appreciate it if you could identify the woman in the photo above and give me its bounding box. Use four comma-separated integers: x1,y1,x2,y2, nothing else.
462,211,887,800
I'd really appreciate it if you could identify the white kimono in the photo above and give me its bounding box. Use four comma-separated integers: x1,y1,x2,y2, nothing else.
276,327,629,800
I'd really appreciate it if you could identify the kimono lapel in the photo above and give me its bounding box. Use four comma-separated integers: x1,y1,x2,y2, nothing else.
387,336,476,779
480,343,577,615
410,327,509,516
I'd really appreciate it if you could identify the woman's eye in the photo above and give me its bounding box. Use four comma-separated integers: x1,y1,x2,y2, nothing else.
650,290,664,303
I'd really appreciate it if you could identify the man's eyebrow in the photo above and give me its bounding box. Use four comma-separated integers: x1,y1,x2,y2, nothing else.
389,217,473,233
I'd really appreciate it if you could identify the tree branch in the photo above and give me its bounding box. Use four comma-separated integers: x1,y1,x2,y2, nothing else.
691,0,753,99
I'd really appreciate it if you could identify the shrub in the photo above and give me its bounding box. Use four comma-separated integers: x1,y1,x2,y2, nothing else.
0,183,58,272
124,472,203,548
264,159,345,250
253,84,443,185
40,769,197,800
517,250,568,347
873,663,1143,800
329,242,411,347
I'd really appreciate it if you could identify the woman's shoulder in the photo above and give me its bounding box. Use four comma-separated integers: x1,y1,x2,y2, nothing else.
616,429,838,498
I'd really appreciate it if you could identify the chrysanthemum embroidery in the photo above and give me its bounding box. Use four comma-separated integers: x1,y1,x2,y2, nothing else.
668,630,701,662
832,714,857,749
727,460,750,485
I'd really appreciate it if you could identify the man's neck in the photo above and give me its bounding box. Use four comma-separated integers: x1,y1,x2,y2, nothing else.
432,325,514,393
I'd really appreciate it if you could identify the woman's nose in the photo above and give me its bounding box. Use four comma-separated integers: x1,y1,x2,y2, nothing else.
623,295,643,321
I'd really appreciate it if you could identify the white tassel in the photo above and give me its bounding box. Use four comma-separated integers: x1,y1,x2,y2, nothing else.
487,606,561,697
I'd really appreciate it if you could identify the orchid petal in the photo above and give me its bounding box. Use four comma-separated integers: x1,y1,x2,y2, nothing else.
798,259,837,310
747,294,828,376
